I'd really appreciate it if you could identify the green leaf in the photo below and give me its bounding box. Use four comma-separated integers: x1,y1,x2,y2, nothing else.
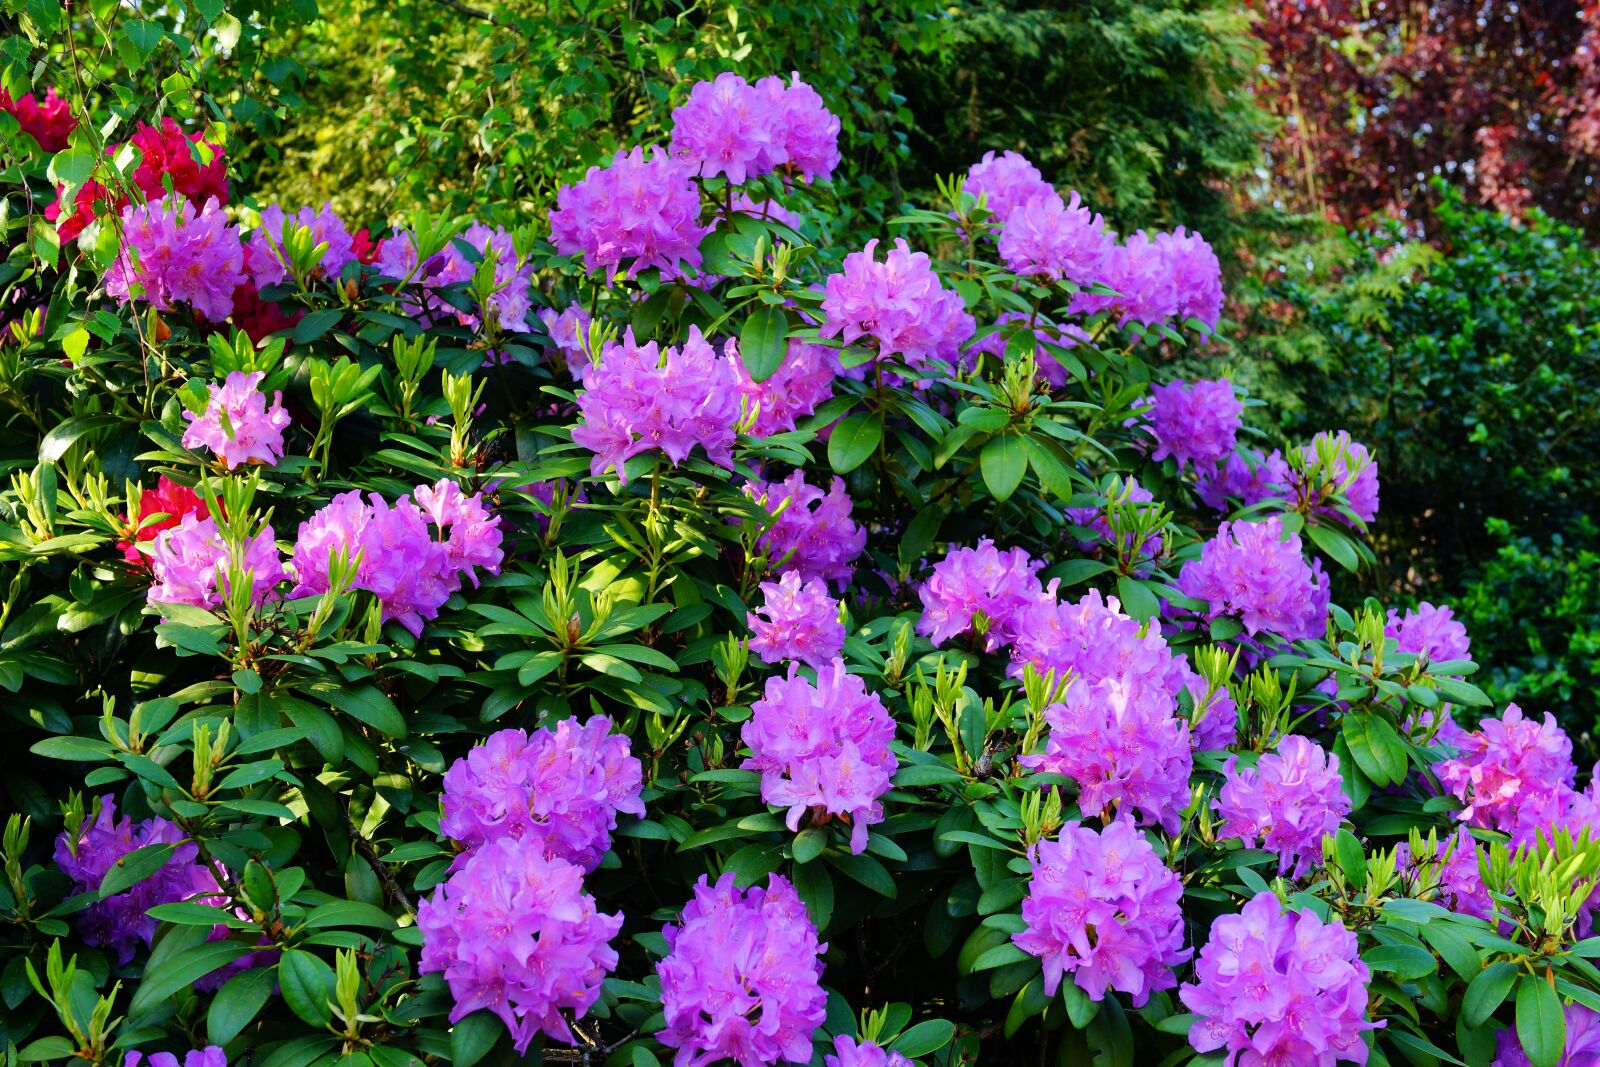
970,942,1032,972
1421,923,1482,983
1115,576,1160,622
828,851,897,898
828,411,882,474
293,309,344,343
1341,711,1409,788
1333,829,1367,891
311,683,407,737
122,19,165,60
738,306,788,383
99,842,175,897
792,827,827,864
791,858,833,931
889,1019,955,1057
29,735,116,762
278,948,335,1027
128,941,253,1015
892,763,964,788
1363,944,1436,980
979,434,1027,502
301,900,397,929
1306,523,1361,571
208,966,276,1046
1436,677,1493,707
450,1010,503,1067
40,413,122,464
1516,976,1566,1067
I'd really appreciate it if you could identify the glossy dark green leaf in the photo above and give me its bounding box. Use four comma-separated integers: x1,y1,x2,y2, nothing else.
738,305,788,383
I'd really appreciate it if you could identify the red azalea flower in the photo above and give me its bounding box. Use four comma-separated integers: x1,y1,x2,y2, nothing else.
0,87,77,153
118,476,211,565
49,118,228,240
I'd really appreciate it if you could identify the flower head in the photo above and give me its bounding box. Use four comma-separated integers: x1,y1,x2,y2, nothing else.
181,371,291,468
825,1037,910,1067
105,196,246,322
670,73,780,184
1195,448,1291,512
1386,603,1471,664
748,572,845,669
1146,379,1242,470
539,303,598,382
148,514,283,612
917,540,1049,651
549,146,711,281
1436,703,1575,832
124,1048,228,1067
52,118,228,239
733,339,840,437
820,238,975,371
745,471,866,587
1177,517,1330,641
759,73,841,183
1215,735,1351,878
998,190,1114,284
964,150,1056,225
120,477,210,565
1295,431,1380,524
246,202,358,287
2,87,76,152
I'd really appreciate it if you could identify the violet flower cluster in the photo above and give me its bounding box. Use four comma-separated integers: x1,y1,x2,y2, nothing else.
417,835,622,1054
182,371,292,469
439,716,645,872
824,1037,910,1067
1386,602,1472,664
964,150,1057,224
148,514,284,613
571,327,741,482
747,571,845,668
1013,819,1190,1006
289,479,503,636
733,339,841,437
1215,735,1351,878
54,796,220,964
1177,516,1331,641
104,195,245,323
998,190,1113,287
745,471,867,587
1296,430,1381,524
657,873,827,1067
246,202,358,287
1196,447,1291,512
819,238,976,372
376,222,535,333
539,303,597,382
124,1049,228,1067
669,71,840,185
916,540,1049,651
548,146,711,281
1435,703,1575,832
742,659,898,853
1181,892,1377,1066
1145,378,1243,470
1396,828,1493,920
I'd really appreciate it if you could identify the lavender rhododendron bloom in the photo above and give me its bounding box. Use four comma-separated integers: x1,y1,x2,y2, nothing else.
670,72,779,184
572,327,741,482
1215,735,1351,877
820,238,976,370
1295,430,1381,524
1021,676,1193,833
549,146,711,281
418,835,621,1053
148,514,284,612
1188,676,1241,753
917,540,1049,650
825,1036,910,1067
1397,828,1493,920
412,478,504,585
1154,227,1224,335
124,1048,228,1067
1436,703,1576,831
964,150,1056,224
758,73,842,183
104,196,245,322
1492,1003,1600,1066
1386,602,1472,664
1195,447,1291,512
733,339,840,436
181,371,292,469
747,571,845,668
742,659,897,853
246,202,358,287
998,190,1114,285
1014,819,1190,1006
657,873,827,1067
538,302,597,381
1010,589,1188,692
440,716,643,871
745,471,867,586
1177,516,1331,640
1146,378,1243,470
54,796,220,964
1181,892,1377,1066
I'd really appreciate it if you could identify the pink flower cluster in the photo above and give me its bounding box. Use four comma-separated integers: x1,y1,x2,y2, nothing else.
1020,676,1194,833
418,835,621,1053
120,477,210,564
820,238,976,371
964,150,1056,224
657,873,827,1067
1146,378,1243,470
1,87,76,152
539,303,597,381
1397,828,1492,920
825,1037,910,1067
246,202,358,287
733,339,841,437
669,72,840,185
1436,703,1575,831
1215,735,1351,877
54,797,219,964
549,146,711,281
742,660,898,853
1181,892,1377,1067
440,716,645,872
1296,430,1380,524
104,196,246,323
182,371,292,469
289,479,503,636
571,328,741,482
1177,516,1331,640
745,471,867,587
125,1049,227,1067
917,540,1049,650
148,514,284,613
748,571,845,668
1013,819,1190,1006
1386,603,1472,664
998,190,1114,286
1196,447,1291,512
377,223,535,333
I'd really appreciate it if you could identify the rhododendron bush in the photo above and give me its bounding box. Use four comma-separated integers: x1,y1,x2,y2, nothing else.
6,53,1600,1067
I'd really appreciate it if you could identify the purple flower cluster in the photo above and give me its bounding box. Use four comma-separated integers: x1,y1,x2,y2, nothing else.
742,660,898,853
1493,1004,1600,1067
1013,819,1190,1006
1020,676,1193,833
418,835,621,1053
745,471,867,587
124,1049,228,1067
246,202,358,287
182,371,292,469
571,327,741,482
1146,378,1243,470
657,873,827,1067
820,238,976,371
377,223,535,333
54,796,219,964
964,150,1056,224
917,540,1049,650
1397,828,1492,920
1387,602,1471,664
1177,516,1331,640
549,146,711,281
998,190,1113,286
669,72,840,185
148,514,284,612
104,196,246,322
1436,703,1575,831
825,1037,910,1067
733,339,841,437
1196,447,1291,512
1296,430,1381,524
1215,735,1351,877
748,571,845,668
440,716,644,872
538,303,597,381
289,479,503,636
1181,892,1377,1066
963,312,1084,388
